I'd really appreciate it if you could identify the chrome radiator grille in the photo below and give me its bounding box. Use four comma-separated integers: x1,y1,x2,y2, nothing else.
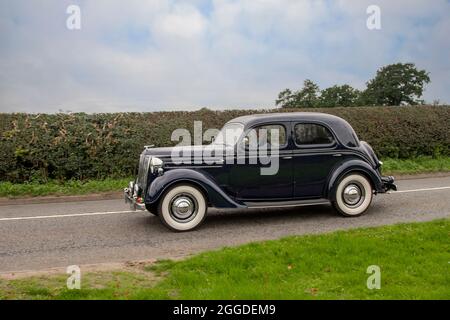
137,154,151,194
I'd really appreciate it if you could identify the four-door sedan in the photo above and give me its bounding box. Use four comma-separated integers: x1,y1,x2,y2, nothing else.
124,112,396,231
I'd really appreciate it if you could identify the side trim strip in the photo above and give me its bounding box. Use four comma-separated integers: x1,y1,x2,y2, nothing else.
244,199,330,208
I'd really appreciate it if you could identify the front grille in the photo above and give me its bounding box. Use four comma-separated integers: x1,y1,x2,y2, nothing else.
137,154,151,195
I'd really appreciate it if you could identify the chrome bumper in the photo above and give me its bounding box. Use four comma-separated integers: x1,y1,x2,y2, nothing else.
124,186,145,211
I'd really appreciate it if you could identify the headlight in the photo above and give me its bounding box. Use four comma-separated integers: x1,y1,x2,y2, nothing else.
149,157,164,174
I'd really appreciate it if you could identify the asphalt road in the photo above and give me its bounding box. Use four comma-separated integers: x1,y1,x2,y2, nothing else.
1,176,450,273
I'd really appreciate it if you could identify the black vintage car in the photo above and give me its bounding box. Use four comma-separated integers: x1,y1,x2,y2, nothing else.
124,112,396,231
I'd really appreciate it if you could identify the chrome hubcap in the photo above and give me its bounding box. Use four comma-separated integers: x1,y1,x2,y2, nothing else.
343,184,362,206
170,195,196,220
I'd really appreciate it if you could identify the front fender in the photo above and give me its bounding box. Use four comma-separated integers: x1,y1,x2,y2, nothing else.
326,159,384,201
145,169,245,208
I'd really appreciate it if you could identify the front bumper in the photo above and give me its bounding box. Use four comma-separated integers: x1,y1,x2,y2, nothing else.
124,184,146,211
381,175,397,192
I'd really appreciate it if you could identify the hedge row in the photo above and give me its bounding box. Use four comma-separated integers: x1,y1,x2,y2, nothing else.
0,106,449,183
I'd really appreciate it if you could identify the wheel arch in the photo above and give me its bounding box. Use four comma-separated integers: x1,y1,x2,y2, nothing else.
157,180,209,204
145,169,245,209
326,160,383,201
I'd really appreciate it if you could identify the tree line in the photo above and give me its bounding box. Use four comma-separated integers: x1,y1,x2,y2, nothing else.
276,63,431,108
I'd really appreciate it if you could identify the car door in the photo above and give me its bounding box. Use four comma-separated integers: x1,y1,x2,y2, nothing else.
291,121,342,199
229,122,294,201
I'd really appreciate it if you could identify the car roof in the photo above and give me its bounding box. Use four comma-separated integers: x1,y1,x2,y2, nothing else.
229,112,343,126
227,112,360,147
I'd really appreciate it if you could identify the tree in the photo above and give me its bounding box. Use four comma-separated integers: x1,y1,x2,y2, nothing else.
318,85,360,107
276,79,320,108
361,63,430,106
275,62,431,108
296,79,320,108
276,89,296,108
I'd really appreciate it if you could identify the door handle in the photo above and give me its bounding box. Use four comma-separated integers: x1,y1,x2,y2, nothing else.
282,156,293,160
333,153,342,157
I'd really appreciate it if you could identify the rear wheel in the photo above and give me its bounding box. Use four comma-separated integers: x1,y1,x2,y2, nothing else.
333,173,373,217
158,184,207,231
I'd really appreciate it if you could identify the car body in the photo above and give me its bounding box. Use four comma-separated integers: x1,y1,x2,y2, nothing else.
124,112,396,231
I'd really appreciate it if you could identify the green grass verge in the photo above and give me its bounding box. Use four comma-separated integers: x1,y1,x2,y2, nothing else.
0,157,449,198
382,156,450,175
1,219,449,300
0,178,132,198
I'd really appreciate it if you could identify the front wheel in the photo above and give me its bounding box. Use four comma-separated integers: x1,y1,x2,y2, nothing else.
158,184,207,231
332,173,373,217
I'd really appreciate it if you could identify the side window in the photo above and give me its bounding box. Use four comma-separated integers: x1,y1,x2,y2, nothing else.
294,123,334,146
244,124,287,149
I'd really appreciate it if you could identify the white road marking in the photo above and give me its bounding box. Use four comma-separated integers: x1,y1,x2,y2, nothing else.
0,210,137,222
0,186,449,222
393,186,450,194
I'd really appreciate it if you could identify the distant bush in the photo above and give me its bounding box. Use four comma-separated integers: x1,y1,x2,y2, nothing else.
0,106,449,183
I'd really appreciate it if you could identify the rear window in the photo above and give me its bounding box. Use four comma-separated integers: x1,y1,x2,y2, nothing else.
294,123,334,146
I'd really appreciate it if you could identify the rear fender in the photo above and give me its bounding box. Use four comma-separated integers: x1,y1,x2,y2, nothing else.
145,169,245,208
326,159,384,201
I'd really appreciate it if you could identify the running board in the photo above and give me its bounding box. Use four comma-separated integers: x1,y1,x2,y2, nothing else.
244,199,330,209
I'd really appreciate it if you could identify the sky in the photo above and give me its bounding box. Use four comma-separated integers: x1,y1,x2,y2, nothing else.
0,0,449,113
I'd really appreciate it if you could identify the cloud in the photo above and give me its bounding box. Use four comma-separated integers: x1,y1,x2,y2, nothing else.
0,0,448,113
155,3,207,38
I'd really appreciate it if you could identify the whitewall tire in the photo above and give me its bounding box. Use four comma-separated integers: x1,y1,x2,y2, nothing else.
333,173,373,217
158,184,207,231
